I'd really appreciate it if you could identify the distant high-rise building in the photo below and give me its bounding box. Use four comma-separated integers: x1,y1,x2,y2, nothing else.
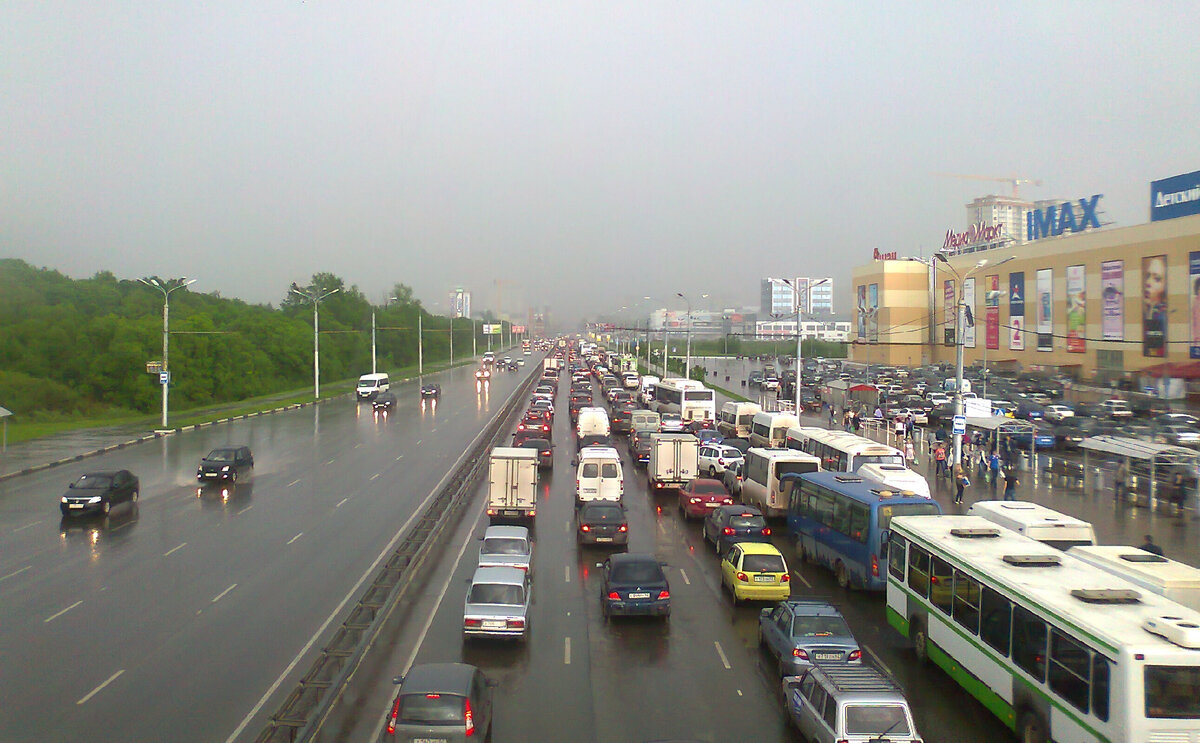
966,194,1032,247
761,277,833,316
760,278,796,318
449,287,471,318
801,277,834,314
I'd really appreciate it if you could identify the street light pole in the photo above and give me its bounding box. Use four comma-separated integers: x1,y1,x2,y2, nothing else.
677,293,693,380
784,278,829,414
290,282,340,400
138,276,196,429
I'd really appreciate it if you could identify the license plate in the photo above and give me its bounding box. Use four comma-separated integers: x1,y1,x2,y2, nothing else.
705,501,720,507
412,739,447,743
627,592,651,599
504,510,522,516
68,503,83,509
595,537,613,542
753,575,775,583
482,620,505,630
814,652,841,660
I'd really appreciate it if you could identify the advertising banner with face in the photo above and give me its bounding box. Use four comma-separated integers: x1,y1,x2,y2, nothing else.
1143,255,1167,357
1101,260,1123,341
963,277,976,348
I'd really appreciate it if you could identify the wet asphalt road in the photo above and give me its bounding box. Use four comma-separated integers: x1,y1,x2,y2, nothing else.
0,361,536,743
321,367,1015,743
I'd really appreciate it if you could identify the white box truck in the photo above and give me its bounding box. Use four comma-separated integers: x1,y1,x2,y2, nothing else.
648,433,699,490
486,447,539,523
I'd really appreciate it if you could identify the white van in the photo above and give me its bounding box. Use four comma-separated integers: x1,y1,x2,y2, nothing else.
574,446,624,506
1065,545,1200,612
717,401,762,439
856,463,931,499
356,373,390,401
748,411,800,449
966,500,1096,550
639,376,660,406
741,448,821,518
576,407,611,440
629,410,661,433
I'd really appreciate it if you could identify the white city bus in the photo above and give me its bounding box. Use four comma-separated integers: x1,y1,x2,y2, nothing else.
1066,545,1200,612
785,427,905,473
967,500,1097,551
887,514,1200,743
748,411,799,449
716,401,761,439
652,378,716,425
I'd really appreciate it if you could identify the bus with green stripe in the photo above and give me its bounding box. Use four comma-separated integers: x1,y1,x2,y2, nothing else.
885,514,1200,743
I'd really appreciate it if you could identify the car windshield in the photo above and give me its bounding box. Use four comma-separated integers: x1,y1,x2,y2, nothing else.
581,504,624,521
792,615,851,637
205,449,237,462
728,514,765,529
845,705,911,736
74,474,113,489
610,561,664,584
482,538,528,556
877,502,941,530
468,583,525,606
742,553,785,572
397,693,465,725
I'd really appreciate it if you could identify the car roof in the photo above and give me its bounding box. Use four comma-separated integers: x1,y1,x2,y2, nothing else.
714,504,762,516
81,470,122,477
780,599,844,617
400,662,478,695
471,566,527,586
483,525,530,540
608,552,661,567
735,542,785,556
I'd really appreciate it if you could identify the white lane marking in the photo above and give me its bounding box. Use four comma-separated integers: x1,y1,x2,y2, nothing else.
44,600,83,623
237,505,254,515
286,533,303,545
657,519,666,535
354,443,362,449
335,497,349,508
565,519,571,533
211,584,237,603
395,455,404,461
565,565,571,583
0,565,32,583
163,542,187,557
326,458,335,464
737,689,743,696
287,479,301,488
415,440,421,445
14,520,43,532
564,637,572,665
791,570,812,588
864,644,894,678
370,473,381,481
679,568,691,585
714,641,732,670
76,669,124,705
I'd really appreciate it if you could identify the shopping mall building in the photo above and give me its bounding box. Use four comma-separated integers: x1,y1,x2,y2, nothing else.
849,170,1200,382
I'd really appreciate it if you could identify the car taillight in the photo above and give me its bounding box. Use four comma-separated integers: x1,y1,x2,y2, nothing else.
580,524,590,532
723,527,735,535
464,697,474,736
781,573,790,582
386,695,401,735
657,590,670,600
607,591,620,600
761,527,772,536
542,450,551,456
848,649,862,661
507,618,525,629
723,498,734,505
654,482,662,489
871,553,879,577
486,509,496,516
617,523,628,532
736,572,748,582
717,458,725,465
792,648,809,659
464,618,482,628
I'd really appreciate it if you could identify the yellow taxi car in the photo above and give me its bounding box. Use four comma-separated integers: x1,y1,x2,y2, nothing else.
719,541,791,604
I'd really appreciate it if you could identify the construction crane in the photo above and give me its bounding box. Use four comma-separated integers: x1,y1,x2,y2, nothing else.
934,173,1043,198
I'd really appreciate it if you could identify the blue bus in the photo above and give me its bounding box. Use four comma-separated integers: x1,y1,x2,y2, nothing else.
782,471,941,591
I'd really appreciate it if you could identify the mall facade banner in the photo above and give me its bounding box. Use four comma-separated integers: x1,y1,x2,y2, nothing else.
963,277,976,348
1143,255,1167,357
985,274,1000,350
944,280,955,345
856,285,866,339
1036,269,1053,352
868,284,879,342
1066,265,1086,353
1191,252,1200,359
1100,261,1123,340
1009,272,1025,351
1151,170,1200,222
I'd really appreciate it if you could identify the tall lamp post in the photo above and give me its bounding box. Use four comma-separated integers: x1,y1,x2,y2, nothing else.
676,293,693,379
935,253,1013,468
371,295,399,374
782,278,829,414
139,276,196,429
290,282,340,400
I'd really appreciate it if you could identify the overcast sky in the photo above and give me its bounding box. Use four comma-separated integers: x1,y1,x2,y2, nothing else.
4,2,1199,325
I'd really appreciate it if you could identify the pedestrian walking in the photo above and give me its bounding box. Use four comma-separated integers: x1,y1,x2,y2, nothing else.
905,413,915,438
1139,534,1164,556
893,416,905,442
1002,467,1019,501
989,452,1002,492
828,405,837,428
1170,470,1187,514
1114,461,1128,503
934,444,948,478
905,439,917,466
954,464,970,505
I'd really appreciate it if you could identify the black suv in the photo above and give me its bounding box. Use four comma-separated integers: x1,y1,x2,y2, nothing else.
197,446,254,484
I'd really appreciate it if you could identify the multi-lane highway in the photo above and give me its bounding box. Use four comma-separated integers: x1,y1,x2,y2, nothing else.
0,362,535,742
321,360,1015,742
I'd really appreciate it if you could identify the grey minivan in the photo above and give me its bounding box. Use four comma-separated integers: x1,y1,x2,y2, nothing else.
381,662,494,741
782,664,921,743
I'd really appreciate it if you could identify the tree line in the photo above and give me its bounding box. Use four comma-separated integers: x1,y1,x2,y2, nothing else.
0,259,507,421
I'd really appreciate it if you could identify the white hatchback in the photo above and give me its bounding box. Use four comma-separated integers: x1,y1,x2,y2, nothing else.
698,444,745,478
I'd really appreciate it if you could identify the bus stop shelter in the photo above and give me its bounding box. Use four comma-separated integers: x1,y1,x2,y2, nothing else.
1079,435,1200,508
964,416,1037,460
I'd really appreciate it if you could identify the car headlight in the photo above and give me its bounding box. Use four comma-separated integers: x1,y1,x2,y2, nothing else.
61,496,68,503
87,496,102,504
221,465,231,472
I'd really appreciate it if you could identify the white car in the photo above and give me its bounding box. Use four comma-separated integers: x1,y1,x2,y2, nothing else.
762,377,780,391
1043,404,1075,423
698,444,744,478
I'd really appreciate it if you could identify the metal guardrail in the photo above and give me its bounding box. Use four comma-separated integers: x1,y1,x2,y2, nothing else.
252,366,542,743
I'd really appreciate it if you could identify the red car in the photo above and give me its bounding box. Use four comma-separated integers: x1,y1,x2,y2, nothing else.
678,478,734,520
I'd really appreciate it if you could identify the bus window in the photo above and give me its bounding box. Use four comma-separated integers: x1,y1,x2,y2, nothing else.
877,502,941,531
1091,656,1110,722
1012,606,1048,682
1049,628,1091,713
980,587,1012,656
848,502,869,544
812,492,836,529
887,533,907,579
953,570,981,635
929,557,953,614
831,499,851,535
907,546,930,598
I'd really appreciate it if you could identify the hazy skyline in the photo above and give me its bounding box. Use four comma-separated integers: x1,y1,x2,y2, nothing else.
5,2,1200,325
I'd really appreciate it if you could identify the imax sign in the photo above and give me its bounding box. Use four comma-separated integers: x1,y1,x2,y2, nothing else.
1026,194,1103,241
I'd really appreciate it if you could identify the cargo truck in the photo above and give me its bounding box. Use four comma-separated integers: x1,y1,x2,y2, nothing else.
486,447,539,524
648,433,699,490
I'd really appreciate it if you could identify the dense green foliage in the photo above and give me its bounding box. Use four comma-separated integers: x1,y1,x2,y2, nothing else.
0,260,506,420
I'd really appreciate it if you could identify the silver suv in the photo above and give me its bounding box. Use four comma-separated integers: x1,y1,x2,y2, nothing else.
782,664,921,743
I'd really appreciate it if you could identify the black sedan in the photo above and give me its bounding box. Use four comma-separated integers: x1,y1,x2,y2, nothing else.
703,505,772,553
197,446,255,483
518,437,554,469
371,391,398,413
576,501,628,547
60,470,139,517
601,553,670,619
420,383,441,399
